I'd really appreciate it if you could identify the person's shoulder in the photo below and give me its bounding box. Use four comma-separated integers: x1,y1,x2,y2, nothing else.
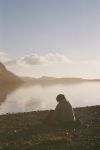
55,103,61,110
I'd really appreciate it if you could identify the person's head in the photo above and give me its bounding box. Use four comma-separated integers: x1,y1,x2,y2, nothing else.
56,94,66,102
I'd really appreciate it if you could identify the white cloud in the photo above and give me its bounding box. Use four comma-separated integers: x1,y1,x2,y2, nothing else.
0,52,11,63
2,51,100,68
0,51,71,67
18,54,48,66
0,51,17,66
45,53,70,63
5,60,17,65
18,53,71,66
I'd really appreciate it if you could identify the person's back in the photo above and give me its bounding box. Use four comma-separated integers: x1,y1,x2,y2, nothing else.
52,94,75,123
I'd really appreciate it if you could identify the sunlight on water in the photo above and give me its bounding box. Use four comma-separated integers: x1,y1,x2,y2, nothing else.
0,82,100,114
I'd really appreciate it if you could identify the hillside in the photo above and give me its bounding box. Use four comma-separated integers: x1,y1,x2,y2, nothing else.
0,106,100,150
0,62,23,84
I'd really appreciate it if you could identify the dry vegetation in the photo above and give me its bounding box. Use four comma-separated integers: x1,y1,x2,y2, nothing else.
0,106,100,150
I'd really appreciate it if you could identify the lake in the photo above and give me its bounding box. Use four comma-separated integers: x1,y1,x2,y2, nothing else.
0,82,100,114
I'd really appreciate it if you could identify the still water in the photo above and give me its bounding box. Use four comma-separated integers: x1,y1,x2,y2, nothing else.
0,82,100,114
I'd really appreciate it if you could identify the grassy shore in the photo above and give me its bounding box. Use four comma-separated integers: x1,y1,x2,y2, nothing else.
0,106,100,150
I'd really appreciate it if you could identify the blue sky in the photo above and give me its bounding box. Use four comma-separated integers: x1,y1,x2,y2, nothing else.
0,0,100,78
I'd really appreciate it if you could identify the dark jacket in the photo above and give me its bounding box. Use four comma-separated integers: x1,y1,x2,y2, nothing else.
52,99,75,122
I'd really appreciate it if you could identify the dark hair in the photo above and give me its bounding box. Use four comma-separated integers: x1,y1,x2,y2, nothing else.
56,94,66,102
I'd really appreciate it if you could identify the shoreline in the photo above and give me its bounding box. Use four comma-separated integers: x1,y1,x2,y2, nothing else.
0,105,99,116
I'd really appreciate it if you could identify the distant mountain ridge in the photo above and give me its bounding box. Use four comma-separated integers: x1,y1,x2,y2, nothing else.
22,75,100,85
0,62,23,84
0,62,100,85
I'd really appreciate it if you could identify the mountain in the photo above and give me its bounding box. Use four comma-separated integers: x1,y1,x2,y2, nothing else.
22,75,100,86
0,62,23,84
22,76,86,86
1,62,99,85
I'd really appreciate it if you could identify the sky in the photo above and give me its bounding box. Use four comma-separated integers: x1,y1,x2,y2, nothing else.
0,0,100,78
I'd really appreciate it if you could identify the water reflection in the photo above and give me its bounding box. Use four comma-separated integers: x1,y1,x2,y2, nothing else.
0,83,21,105
25,98,43,111
0,82,100,114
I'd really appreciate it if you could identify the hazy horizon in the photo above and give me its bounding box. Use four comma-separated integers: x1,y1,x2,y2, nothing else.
0,0,100,78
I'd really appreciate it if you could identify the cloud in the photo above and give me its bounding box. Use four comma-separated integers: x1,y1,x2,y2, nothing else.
0,51,71,67
5,60,17,65
18,53,71,66
1,51,100,68
45,53,70,63
0,52,11,63
18,54,48,66
0,51,17,66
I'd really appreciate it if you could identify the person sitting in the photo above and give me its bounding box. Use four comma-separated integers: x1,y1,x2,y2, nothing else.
52,94,75,124
43,94,81,127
